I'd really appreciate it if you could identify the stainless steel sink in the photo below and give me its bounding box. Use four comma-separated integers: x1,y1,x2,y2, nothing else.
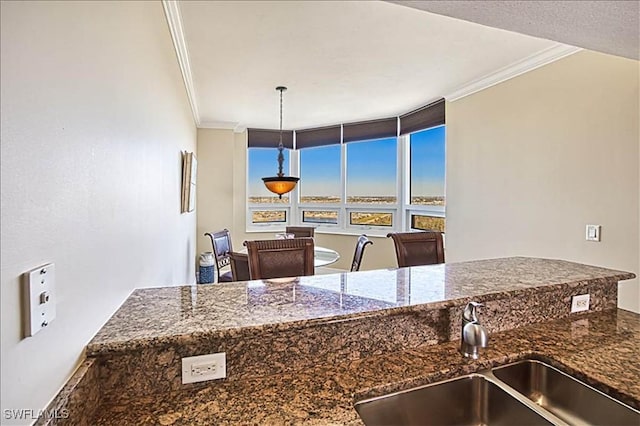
492,359,640,426
354,374,553,426
355,359,640,426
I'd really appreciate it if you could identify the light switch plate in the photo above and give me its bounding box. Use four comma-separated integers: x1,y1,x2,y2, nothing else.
22,263,56,337
585,224,601,242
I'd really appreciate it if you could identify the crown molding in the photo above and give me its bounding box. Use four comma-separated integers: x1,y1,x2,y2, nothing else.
199,121,246,133
444,44,582,102
162,0,200,126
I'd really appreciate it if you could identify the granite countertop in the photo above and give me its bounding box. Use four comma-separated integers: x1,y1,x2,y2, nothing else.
91,308,640,425
88,257,634,355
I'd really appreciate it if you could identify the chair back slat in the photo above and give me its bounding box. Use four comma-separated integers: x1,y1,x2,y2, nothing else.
386,231,444,267
244,238,315,280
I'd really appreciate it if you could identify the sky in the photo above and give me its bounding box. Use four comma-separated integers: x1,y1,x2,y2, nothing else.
410,125,446,198
248,126,445,199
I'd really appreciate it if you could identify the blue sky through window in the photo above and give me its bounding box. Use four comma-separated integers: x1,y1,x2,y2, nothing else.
410,126,445,200
346,137,397,198
300,145,341,198
248,127,445,201
248,148,290,198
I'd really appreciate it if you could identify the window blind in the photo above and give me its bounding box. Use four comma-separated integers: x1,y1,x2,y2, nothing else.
247,128,294,149
295,125,341,149
343,117,397,143
399,98,445,135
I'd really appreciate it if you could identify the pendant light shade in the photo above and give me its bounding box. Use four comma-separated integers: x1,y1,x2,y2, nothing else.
262,86,299,198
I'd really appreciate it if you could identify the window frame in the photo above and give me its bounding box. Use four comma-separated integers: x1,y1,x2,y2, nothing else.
247,127,445,236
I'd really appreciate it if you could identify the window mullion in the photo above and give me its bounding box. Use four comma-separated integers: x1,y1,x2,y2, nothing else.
340,126,347,229
290,147,300,225
398,134,409,231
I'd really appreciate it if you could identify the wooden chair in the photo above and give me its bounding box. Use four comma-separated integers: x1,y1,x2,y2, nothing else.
229,251,251,282
350,234,373,272
204,229,234,282
244,237,315,280
386,231,444,267
285,226,315,238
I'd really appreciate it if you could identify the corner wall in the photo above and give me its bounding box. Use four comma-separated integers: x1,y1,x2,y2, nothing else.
0,1,196,421
196,129,236,256
446,50,639,312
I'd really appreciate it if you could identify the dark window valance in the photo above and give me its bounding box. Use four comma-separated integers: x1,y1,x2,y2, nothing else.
295,125,341,149
247,128,294,149
399,98,445,135
343,117,397,143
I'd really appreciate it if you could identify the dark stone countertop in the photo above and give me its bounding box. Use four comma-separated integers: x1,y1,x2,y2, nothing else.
91,308,640,425
87,257,634,355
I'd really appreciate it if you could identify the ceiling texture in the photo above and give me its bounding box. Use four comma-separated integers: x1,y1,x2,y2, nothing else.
392,1,639,61
166,0,637,131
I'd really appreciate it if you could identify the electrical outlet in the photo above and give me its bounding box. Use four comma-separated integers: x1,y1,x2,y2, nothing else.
571,294,590,313
182,352,226,384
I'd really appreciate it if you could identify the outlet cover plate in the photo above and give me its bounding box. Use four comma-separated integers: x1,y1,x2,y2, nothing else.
182,352,226,384
22,263,56,337
571,294,590,313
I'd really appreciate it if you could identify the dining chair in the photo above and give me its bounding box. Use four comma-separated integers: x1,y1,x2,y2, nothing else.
204,229,234,282
244,237,315,280
285,226,315,238
229,251,251,282
386,231,444,267
350,234,373,272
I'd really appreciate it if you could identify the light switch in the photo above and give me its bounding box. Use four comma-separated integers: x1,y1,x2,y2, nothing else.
585,225,600,242
22,263,56,337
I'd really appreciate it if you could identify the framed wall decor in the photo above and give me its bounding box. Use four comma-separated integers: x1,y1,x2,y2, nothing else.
181,151,197,213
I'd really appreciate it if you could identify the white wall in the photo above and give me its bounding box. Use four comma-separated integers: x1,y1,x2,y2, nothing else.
446,50,639,312
0,1,196,421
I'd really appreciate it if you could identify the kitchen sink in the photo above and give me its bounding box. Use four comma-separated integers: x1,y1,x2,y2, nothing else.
354,374,553,426
492,359,640,425
355,359,639,425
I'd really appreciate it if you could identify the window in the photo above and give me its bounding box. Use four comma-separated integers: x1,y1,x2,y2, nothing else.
246,99,446,235
299,145,341,203
411,214,445,232
346,137,397,204
350,211,393,227
410,126,445,206
302,210,339,224
252,210,287,224
247,148,291,204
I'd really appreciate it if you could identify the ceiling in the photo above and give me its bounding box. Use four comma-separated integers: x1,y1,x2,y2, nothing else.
171,1,633,131
391,1,640,61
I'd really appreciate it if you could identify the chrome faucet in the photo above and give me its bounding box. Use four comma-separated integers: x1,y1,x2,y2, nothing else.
460,302,489,359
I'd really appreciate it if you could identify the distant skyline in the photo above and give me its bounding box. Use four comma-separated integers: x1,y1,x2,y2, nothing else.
248,126,445,199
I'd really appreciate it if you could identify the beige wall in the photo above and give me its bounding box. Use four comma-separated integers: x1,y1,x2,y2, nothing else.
196,129,236,255
0,1,196,421
446,50,639,312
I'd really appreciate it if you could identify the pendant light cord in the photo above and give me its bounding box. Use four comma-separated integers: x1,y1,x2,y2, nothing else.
276,86,286,177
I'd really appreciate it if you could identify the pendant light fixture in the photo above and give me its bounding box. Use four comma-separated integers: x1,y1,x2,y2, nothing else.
262,86,299,199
